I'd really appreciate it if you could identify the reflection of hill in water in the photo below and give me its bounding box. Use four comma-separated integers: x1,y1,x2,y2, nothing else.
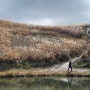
0,77,90,90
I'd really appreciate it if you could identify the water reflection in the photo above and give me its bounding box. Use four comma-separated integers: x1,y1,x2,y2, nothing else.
67,77,72,89
0,77,89,90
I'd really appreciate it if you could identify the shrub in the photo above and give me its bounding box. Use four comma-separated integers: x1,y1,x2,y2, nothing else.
81,51,88,59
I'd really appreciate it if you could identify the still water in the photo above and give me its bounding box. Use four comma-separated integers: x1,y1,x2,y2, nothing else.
0,77,90,90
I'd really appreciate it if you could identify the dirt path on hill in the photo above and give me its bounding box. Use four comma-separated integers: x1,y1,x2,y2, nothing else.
45,56,81,71
51,55,82,70
34,55,89,73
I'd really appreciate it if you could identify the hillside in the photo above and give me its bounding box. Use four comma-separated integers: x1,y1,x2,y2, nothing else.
0,20,89,70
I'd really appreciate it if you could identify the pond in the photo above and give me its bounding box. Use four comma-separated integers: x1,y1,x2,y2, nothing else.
0,77,90,90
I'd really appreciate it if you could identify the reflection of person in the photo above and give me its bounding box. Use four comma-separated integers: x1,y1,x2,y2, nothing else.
67,77,72,88
67,61,72,72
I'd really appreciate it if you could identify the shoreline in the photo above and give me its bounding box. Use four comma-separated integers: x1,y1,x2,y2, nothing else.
0,68,90,78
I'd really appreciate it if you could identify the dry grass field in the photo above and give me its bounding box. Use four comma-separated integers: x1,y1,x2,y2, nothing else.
0,20,88,70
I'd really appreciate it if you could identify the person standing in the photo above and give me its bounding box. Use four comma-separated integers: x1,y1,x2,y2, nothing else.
68,60,72,72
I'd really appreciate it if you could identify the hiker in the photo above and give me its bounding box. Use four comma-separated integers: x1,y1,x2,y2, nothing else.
67,60,72,72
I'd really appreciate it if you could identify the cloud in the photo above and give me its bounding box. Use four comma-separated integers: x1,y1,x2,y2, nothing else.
0,0,90,25
80,0,90,20
83,0,90,4
22,18,55,25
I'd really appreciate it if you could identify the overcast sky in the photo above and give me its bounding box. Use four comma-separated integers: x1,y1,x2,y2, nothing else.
0,0,90,25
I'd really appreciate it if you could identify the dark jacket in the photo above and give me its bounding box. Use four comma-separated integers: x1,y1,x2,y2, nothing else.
69,61,72,68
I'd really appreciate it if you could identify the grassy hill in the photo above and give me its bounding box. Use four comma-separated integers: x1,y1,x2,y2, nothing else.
0,20,89,70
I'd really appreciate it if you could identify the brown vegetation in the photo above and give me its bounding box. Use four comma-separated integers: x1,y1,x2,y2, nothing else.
0,20,88,69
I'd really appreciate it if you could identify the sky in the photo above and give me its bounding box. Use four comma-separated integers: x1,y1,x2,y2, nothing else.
0,0,90,25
